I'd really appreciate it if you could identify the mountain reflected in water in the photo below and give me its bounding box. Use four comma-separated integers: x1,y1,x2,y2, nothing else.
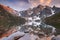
0,4,60,40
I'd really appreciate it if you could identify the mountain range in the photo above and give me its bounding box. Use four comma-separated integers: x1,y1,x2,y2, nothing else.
20,4,60,30
20,5,53,17
0,4,60,37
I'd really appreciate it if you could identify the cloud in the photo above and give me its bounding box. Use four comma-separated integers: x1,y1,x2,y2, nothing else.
0,0,60,11
28,0,52,7
51,0,60,7
0,0,30,11
14,1,30,11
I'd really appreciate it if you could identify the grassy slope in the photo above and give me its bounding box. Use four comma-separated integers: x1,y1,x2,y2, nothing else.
0,6,26,36
45,13,60,29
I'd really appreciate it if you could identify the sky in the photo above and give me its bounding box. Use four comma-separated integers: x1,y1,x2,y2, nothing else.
0,0,60,11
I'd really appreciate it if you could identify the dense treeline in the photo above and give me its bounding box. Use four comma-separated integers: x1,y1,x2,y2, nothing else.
0,5,26,36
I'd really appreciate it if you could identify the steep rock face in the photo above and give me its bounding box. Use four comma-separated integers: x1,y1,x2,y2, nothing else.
52,6,60,13
32,5,44,14
40,6,52,17
20,5,44,17
0,4,26,37
20,5,52,17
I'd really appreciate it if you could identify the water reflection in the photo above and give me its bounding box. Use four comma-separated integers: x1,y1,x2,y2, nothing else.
0,10,56,40
17,14,56,36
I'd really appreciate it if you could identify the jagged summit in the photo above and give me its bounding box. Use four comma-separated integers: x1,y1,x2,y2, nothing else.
52,5,60,13
20,4,52,17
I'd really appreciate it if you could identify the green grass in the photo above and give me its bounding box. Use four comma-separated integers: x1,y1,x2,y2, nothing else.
45,12,60,29
0,6,26,36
